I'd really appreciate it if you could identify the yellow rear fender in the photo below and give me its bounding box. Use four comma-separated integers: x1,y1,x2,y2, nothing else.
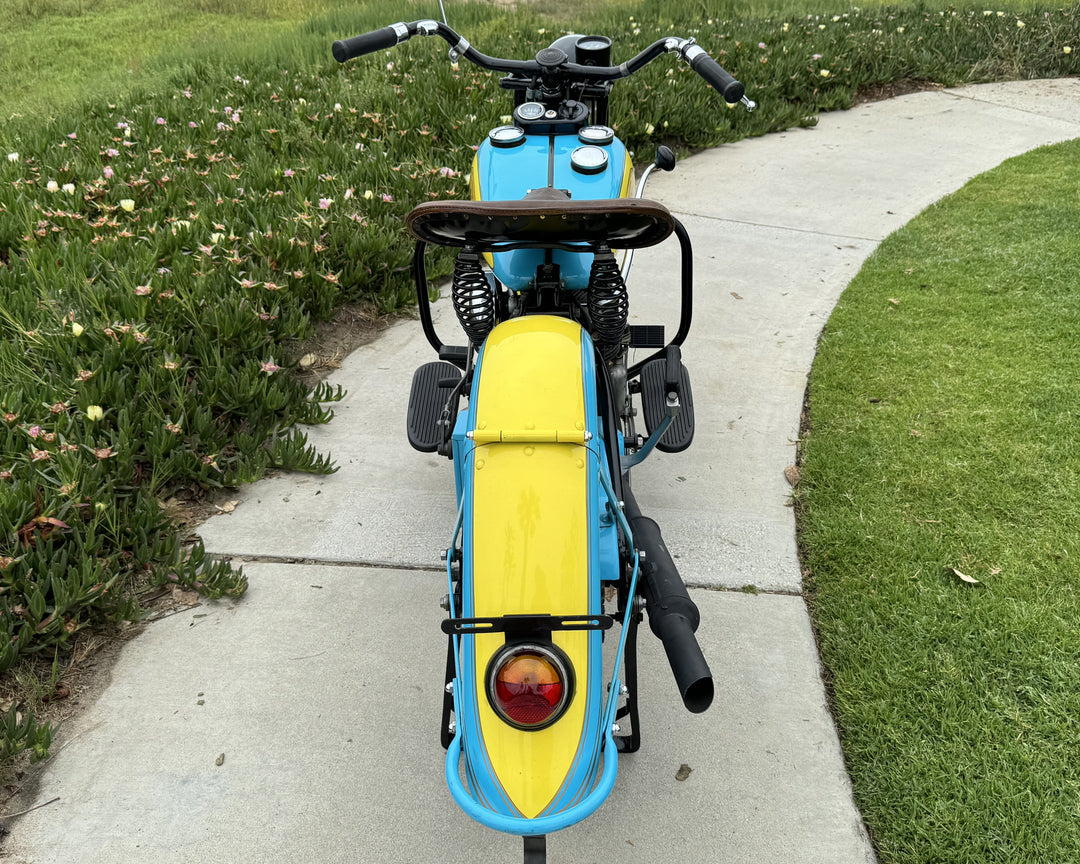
454,317,608,820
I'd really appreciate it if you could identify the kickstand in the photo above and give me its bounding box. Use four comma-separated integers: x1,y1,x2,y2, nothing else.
523,835,546,864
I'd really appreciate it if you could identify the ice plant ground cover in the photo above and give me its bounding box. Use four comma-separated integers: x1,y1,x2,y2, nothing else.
0,0,1075,765
800,139,1080,863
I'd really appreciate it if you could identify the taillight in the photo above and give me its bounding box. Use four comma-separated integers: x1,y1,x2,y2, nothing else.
486,643,573,731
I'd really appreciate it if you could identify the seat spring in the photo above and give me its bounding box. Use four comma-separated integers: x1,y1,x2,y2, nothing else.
452,249,495,346
588,248,628,361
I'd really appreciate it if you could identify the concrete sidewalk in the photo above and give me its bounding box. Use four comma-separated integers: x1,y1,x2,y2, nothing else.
6,80,1080,863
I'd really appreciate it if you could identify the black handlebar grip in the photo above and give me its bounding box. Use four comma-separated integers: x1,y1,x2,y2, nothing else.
689,52,744,104
332,26,403,63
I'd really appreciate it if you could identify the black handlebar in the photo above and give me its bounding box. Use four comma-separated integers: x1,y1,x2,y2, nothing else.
331,20,744,104
332,26,404,63
689,52,745,103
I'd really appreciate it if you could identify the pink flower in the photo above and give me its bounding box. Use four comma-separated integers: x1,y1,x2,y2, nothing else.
27,425,41,439
134,285,151,296
318,198,332,210
381,193,393,203
106,148,120,157
103,166,114,179
68,132,77,140
283,169,294,177
217,122,228,131
156,117,166,125
759,42,767,49
438,167,456,178
260,361,280,373
189,121,198,129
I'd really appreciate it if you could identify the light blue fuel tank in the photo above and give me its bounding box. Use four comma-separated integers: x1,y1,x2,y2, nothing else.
470,128,633,291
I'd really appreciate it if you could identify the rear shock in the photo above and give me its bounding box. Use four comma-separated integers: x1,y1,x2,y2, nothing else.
587,246,628,361
451,247,496,346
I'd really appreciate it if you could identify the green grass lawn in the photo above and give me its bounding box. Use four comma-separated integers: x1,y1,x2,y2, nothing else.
800,138,1080,862
1,1,1079,853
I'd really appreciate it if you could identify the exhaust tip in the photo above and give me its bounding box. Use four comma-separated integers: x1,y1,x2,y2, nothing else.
682,676,714,714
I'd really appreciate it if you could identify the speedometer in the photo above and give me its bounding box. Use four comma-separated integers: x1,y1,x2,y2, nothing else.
515,102,546,122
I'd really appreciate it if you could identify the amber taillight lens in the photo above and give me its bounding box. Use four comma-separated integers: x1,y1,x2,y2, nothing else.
486,643,573,730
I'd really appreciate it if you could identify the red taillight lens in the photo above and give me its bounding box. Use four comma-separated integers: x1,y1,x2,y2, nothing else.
487,644,573,730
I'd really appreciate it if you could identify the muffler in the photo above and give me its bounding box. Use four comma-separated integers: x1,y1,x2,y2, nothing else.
622,488,714,714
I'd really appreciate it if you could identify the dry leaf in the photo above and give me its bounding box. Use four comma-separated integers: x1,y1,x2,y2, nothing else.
215,500,239,514
730,291,743,300
784,465,800,487
215,753,225,767
951,568,980,585
299,353,317,369
888,298,900,307
675,763,692,781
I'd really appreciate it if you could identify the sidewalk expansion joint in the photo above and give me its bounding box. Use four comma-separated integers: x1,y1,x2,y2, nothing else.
207,552,444,573
942,89,1080,128
686,581,804,598
668,211,881,243
208,555,807,597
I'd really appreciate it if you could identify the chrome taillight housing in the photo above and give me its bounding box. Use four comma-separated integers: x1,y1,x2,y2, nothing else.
486,643,574,731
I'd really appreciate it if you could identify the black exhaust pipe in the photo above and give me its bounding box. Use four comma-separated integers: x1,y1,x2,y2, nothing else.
622,488,714,714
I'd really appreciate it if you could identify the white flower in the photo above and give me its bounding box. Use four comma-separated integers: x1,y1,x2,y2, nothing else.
46,180,59,192
71,322,84,337
120,199,135,212
62,182,75,194
5,152,17,163
1016,20,1025,28
86,405,104,422
645,123,655,134
210,232,225,243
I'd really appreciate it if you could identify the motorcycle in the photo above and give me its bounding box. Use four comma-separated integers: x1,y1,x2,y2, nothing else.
333,16,751,863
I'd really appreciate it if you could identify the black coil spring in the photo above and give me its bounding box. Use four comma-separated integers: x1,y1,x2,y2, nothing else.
451,249,495,346
588,249,629,361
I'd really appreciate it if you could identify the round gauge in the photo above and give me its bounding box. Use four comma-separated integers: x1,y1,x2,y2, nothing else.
488,125,525,148
574,35,612,67
578,125,614,146
576,37,610,52
570,145,608,175
516,102,546,122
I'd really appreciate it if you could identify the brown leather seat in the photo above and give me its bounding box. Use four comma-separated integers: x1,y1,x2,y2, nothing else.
406,196,675,250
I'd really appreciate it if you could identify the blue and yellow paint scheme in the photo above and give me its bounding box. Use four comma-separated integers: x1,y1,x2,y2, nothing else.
468,132,634,291
444,316,631,834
